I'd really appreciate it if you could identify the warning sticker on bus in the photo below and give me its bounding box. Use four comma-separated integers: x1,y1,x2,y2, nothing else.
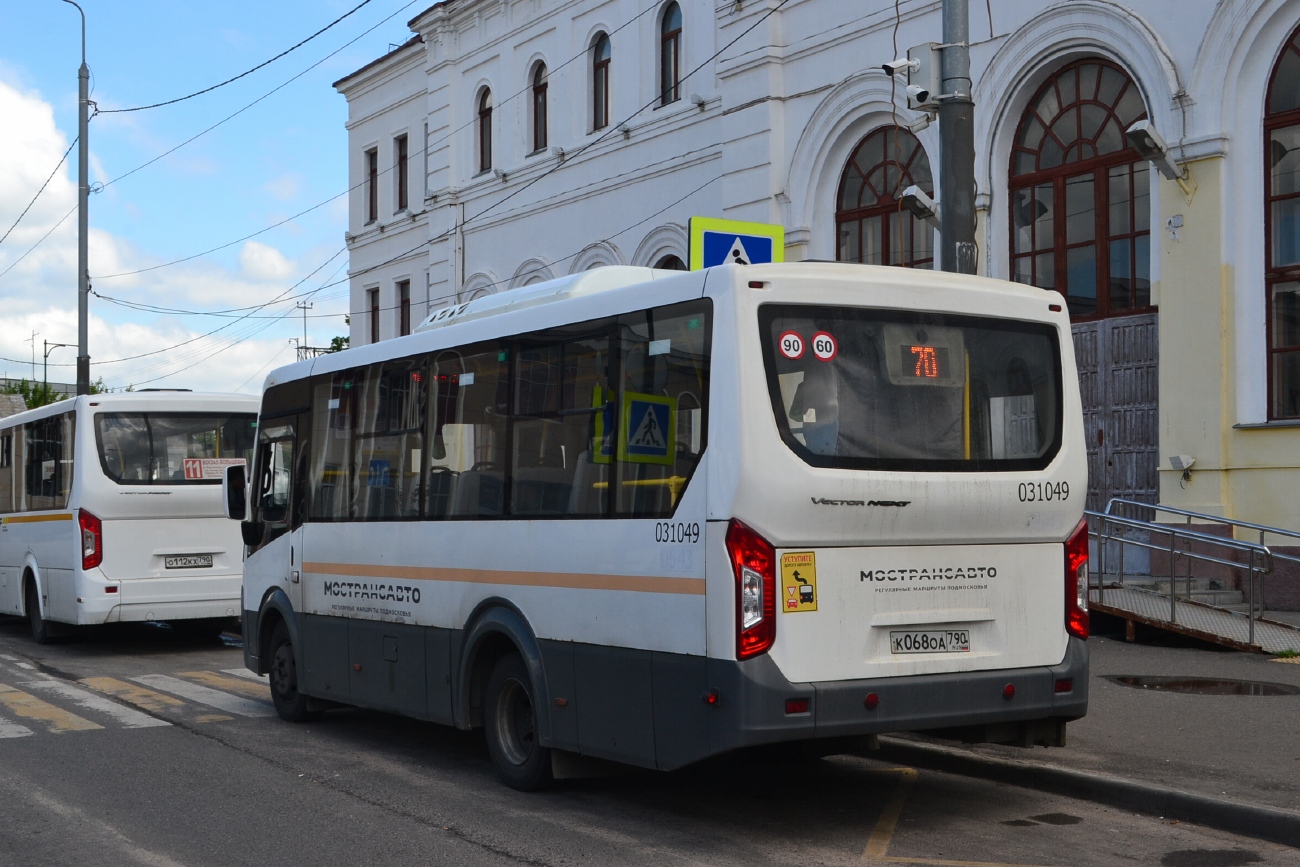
182,457,246,480
780,551,818,612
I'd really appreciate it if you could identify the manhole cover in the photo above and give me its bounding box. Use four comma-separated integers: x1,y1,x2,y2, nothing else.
1104,676,1300,696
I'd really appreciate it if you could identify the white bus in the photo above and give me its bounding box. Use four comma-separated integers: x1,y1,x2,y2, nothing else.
0,391,259,642
228,262,1089,790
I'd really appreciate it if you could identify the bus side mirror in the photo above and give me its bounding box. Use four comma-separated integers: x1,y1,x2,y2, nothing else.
223,464,247,521
240,521,264,548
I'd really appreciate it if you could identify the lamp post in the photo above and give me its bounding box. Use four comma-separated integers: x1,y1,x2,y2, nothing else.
61,0,90,395
44,341,73,405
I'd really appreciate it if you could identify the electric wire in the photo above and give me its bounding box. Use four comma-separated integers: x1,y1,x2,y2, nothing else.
92,0,657,281
0,137,77,249
97,0,377,113
0,204,77,280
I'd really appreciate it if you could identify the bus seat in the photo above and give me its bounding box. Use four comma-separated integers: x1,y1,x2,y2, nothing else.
449,467,504,517
512,466,573,516
567,451,607,516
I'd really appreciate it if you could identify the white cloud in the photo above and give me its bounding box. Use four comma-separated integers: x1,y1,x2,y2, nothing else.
238,239,296,281
264,172,303,202
0,80,349,397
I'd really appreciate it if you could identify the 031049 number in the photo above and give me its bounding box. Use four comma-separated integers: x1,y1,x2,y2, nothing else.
655,521,701,544
1018,481,1069,503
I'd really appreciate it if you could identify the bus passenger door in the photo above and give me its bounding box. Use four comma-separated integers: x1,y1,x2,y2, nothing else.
245,419,305,637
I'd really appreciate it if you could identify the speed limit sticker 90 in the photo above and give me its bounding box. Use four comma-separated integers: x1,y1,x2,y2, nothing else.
811,331,838,361
778,331,805,359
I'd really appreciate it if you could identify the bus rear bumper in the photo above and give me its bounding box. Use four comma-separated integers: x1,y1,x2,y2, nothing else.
75,572,242,624
707,637,1088,755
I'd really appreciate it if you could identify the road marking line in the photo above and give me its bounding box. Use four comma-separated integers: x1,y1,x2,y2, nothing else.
177,670,271,700
81,677,185,714
860,766,1065,867
0,714,34,739
863,768,917,860
221,667,269,683
0,683,101,732
131,674,276,718
21,679,170,729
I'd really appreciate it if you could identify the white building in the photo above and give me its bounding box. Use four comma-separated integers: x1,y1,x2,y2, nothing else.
335,0,1300,554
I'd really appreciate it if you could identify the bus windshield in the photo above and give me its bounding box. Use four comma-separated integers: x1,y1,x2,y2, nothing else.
761,304,1062,472
95,412,257,485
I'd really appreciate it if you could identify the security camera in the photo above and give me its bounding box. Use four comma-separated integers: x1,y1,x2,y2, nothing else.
906,84,931,104
901,185,941,229
1125,120,1183,181
882,57,919,76
492,167,507,182
1168,454,1195,482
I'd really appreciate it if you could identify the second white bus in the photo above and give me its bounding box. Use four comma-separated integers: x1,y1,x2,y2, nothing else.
0,391,259,642
228,262,1089,789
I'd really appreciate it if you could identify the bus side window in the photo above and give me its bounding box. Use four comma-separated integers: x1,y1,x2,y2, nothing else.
252,422,296,549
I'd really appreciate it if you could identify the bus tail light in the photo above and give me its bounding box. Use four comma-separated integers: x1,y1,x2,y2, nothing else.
79,509,103,571
725,519,776,660
1065,518,1089,639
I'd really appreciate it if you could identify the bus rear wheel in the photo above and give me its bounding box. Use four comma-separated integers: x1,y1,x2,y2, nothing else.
267,622,321,722
25,579,52,645
484,652,552,791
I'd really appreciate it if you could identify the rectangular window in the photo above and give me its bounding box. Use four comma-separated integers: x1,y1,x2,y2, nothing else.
365,148,378,223
761,305,1062,472
369,288,380,344
395,135,408,211
300,299,711,522
398,280,411,336
0,431,13,515
95,413,256,485
24,412,74,510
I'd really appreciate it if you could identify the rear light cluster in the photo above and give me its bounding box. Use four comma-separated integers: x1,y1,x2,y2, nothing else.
725,519,776,660
1065,517,1089,639
79,509,103,571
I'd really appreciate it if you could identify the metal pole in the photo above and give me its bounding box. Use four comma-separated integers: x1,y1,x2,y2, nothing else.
63,1,90,395
938,0,976,274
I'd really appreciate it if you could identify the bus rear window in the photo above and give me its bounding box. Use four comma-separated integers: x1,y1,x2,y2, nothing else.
760,305,1062,472
95,413,257,485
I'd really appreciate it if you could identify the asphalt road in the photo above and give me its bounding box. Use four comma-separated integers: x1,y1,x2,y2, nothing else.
0,617,1293,867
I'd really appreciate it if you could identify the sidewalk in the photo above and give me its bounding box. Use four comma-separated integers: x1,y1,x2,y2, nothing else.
875,632,1300,846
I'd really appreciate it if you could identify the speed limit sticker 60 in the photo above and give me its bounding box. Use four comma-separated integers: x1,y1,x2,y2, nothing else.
811,331,838,361
778,331,805,359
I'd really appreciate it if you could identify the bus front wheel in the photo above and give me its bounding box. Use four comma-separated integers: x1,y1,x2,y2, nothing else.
268,622,321,722
25,579,52,645
484,652,553,791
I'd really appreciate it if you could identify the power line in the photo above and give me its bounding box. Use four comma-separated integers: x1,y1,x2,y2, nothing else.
0,137,77,250
0,204,77,280
92,0,659,281
97,0,377,114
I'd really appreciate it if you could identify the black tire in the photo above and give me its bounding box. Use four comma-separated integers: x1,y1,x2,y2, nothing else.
25,579,52,645
484,652,552,791
267,621,321,722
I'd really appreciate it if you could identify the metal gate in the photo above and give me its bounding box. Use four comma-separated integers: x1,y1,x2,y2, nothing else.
1071,312,1159,512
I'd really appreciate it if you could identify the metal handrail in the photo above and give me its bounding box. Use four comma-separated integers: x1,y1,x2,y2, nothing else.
1105,498,1300,566
1087,508,1275,646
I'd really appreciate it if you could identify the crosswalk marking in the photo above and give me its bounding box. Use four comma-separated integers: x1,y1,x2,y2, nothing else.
221,668,269,684
22,680,170,729
81,677,185,714
0,715,34,739
178,670,271,701
132,674,276,718
0,683,101,733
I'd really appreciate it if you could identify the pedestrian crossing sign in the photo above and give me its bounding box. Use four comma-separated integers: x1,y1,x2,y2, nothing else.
619,392,676,465
689,216,785,270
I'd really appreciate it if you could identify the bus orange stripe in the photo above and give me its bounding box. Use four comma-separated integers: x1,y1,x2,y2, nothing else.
1,513,73,524
302,561,706,596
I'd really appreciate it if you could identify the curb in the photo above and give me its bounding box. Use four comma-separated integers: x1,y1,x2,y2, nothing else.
874,736,1300,849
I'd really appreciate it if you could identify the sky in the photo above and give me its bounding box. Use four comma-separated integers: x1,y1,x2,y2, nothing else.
0,0,429,393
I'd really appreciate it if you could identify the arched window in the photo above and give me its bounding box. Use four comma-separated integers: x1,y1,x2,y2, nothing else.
654,254,687,270
1266,28,1300,418
592,34,611,131
531,63,548,153
835,127,934,268
477,89,493,173
660,2,682,106
1009,60,1150,318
